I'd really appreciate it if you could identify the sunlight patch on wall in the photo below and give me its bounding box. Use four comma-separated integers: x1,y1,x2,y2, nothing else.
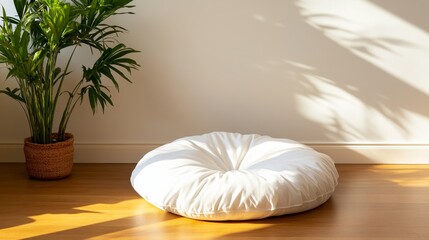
296,0,429,95
295,72,368,141
252,57,418,142
294,72,429,143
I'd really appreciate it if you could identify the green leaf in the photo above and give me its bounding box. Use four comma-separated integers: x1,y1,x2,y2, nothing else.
13,0,26,19
99,88,113,106
0,87,25,102
88,87,97,114
100,67,119,90
110,66,130,83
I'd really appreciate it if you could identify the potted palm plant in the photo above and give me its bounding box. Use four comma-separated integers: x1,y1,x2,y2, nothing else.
0,0,139,179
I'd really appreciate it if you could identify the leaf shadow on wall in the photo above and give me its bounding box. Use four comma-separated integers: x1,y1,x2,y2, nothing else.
127,0,429,164
215,0,429,237
139,0,429,149
248,0,429,144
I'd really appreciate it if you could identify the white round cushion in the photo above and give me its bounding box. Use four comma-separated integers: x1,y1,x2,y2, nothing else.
131,132,338,221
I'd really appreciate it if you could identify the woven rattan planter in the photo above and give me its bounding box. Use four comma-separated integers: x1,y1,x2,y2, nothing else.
24,133,74,180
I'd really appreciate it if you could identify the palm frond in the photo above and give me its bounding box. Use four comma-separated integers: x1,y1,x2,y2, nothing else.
1,0,139,143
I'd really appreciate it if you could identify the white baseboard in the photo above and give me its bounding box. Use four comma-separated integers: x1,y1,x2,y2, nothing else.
311,144,429,164
2,143,429,164
0,143,159,163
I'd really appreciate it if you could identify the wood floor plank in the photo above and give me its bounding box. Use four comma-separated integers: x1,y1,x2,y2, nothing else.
1,164,429,239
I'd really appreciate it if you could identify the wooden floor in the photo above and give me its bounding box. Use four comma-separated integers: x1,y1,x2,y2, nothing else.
1,164,429,240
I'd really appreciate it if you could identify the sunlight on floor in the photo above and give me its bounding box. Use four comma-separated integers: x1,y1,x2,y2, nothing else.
390,177,429,187
0,197,273,240
370,165,429,187
0,199,152,239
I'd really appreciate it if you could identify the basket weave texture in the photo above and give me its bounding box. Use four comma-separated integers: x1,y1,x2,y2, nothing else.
24,133,74,180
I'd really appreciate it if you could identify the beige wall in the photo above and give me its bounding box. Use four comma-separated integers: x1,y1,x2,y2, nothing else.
2,0,429,163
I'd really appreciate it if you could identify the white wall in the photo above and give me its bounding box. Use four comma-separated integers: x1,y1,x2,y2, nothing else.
2,0,429,163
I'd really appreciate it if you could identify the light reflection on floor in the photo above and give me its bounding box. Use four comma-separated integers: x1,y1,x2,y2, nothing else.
370,165,429,187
